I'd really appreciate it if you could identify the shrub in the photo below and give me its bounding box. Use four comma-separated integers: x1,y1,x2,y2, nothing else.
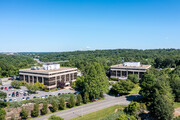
0,100,7,108
51,100,58,112
48,115,64,120
41,102,48,115
110,80,135,96
68,95,75,108
128,74,139,84
59,98,65,110
126,102,140,116
20,107,29,119
76,94,82,106
31,103,39,117
0,108,6,120
83,92,90,104
0,91,7,100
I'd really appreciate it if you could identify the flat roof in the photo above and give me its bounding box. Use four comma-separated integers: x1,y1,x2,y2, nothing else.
111,64,151,69
19,67,77,74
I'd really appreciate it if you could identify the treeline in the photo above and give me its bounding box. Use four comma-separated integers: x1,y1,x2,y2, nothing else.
20,49,180,71
0,54,36,78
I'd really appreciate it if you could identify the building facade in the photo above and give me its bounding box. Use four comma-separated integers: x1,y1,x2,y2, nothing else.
19,64,77,90
110,62,151,79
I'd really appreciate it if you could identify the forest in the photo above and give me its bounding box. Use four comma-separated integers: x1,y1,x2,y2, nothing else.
0,54,35,78
1,49,180,78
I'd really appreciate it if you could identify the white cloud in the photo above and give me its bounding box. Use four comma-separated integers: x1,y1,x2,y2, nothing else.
86,46,91,49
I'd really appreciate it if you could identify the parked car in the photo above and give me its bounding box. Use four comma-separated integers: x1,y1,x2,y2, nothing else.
19,90,23,94
4,99,7,102
58,93,61,96
12,92,15,97
8,94,11,97
9,99,12,102
1,87,3,90
4,87,7,90
45,95,48,98
16,92,19,97
21,97,25,101
41,96,45,99
13,98,17,101
9,86,12,89
8,78,12,80
23,93,27,96
26,97,30,100
33,96,37,99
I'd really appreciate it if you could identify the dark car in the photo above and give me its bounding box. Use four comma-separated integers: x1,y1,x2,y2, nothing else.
9,99,12,102
33,96,37,99
9,86,12,89
58,93,61,96
12,92,15,97
45,95,48,98
26,97,30,100
1,87,3,90
16,92,19,97
23,93,27,96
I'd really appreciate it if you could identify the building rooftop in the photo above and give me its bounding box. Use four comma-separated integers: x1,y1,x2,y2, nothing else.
111,63,151,69
19,67,77,74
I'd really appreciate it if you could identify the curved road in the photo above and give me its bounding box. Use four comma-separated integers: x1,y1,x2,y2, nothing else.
32,94,142,120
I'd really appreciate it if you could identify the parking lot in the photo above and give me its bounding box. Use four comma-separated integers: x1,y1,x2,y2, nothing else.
0,79,76,102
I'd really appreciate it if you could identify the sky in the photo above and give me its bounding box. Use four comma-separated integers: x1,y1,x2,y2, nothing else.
0,0,180,52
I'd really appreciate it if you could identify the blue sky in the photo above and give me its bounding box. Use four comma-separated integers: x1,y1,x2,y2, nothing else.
0,0,180,52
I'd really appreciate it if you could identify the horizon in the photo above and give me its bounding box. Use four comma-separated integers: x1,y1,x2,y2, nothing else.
0,48,179,53
0,0,180,52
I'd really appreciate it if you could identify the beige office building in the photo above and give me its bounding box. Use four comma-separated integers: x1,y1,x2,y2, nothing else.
110,62,151,79
19,64,77,90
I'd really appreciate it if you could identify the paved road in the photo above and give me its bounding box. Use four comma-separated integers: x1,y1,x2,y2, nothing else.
32,94,142,120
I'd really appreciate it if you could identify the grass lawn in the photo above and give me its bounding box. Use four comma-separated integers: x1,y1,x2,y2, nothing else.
70,105,127,120
129,84,141,95
174,102,180,108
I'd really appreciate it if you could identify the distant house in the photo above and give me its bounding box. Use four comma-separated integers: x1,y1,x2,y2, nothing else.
110,62,151,79
19,64,77,90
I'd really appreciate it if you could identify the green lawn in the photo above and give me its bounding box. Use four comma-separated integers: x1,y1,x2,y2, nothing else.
174,102,180,108
129,84,141,95
70,105,127,120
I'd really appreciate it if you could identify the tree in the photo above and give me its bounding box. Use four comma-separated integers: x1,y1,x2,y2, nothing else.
51,100,58,112
110,80,135,95
0,91,7,100
169,74,180,101
41,102,48,115
31,103,39,117
116,114,128,120
34,82,47,90
48,115,64,120
76,94,82,106
139,74,157,101
11,80,21,88
83,63,109,99
150,89,174,120
68,95,75,108
128,74,139,84
126,102,140,116
59,97,65,110
0,108,6,120
20,107,29,119
0,100,7,108
83,92,90,104
26,84,38,93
